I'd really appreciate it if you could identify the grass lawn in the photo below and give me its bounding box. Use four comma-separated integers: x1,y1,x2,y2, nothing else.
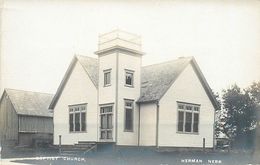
1,147,259,165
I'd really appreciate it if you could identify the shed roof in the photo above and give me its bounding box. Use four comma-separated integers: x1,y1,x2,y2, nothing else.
3,89,53,117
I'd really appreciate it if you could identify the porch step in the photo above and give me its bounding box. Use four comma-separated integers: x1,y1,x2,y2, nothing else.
60,141,97,155
77,141,96,145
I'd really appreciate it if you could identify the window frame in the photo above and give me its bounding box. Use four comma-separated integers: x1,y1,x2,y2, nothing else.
124,99,134,132
176,102,200,134
104,69,112,87
68,103,87,133
125,69,134,87
100,104,113,140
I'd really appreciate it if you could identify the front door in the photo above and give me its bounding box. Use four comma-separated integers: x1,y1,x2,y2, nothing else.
100,106,113,140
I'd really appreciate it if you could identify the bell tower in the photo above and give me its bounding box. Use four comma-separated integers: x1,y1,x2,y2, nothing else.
95,30,144,145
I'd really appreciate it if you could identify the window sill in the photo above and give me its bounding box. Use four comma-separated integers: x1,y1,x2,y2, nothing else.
124,130,134,132
176,131,199,135
99,139,114,142
104,84,111,87
124,84,134,88
69,131,87,133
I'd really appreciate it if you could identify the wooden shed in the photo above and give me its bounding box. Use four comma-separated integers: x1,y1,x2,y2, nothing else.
0,88,53,146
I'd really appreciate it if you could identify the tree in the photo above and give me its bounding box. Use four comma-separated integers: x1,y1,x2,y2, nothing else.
222,84,257,141
213,91,223,138
247,82,260,104
247,82,260,117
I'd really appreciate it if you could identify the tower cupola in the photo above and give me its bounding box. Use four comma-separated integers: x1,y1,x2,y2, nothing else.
95,29,144,56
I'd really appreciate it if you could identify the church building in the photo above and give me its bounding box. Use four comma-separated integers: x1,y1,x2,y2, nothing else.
49,30,219,149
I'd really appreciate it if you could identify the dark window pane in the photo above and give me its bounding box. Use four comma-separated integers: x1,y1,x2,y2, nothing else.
194,107,199,111
107,114,112,129
104,72,111,85
125,108,133,131
101,131,106,139
69,114,74,132
101,115,107,129
125,72,133,85
69,108,73,112
193,113,199,133
81,112,86,131
105,106,112,113
81,106,85,111
125,102,132,107
75,113,80,131
107,130,112,139
185,112,192,132
108,106,112,112
178,111,184,132
178,104,184,109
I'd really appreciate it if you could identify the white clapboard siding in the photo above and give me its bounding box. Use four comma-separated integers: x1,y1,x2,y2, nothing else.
159,63,215,148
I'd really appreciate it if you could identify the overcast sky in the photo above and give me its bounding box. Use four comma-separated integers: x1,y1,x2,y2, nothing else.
1,0,260,95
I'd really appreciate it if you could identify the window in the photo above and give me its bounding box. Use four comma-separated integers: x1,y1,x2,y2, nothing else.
69,104,87,132
100,106,113,139
177,102,200,134
125,70,134,87
124,100,134,132
104,69,111,86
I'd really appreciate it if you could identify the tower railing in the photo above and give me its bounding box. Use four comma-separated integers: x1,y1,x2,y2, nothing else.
98,30,142,52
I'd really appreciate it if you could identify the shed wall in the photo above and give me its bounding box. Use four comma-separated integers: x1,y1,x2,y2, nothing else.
19,115,53,133
0,92,18,143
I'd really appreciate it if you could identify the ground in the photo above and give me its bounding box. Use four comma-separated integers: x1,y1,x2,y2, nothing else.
1,147,260,165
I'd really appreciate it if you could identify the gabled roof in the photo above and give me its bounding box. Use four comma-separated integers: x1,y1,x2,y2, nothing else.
1,89,53,117
49,55,98,109
138,57,192,103
49,55,219,110
76,55,99,87
137,57,220,110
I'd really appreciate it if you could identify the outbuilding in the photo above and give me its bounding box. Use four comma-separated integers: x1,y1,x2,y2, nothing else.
0,88,53,146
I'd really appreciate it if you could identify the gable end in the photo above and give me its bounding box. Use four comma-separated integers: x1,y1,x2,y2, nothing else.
158,58,220,110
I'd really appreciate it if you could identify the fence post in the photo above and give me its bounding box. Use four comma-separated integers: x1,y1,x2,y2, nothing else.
203,138,205,152
0,138,2,160
59,135,61,154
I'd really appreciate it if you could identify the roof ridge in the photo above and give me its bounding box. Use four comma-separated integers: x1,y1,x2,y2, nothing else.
5,88,53,96
142,56,193,68
75,54,98,60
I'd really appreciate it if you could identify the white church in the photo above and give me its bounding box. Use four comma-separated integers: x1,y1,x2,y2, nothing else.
49,30,219,149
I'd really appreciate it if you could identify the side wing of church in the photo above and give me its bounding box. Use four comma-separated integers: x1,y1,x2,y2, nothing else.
49,30,219,149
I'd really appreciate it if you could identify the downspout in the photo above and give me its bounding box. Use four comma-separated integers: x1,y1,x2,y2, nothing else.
156,101,159,148
97,57,100,142
18,115,20,145
137,103,140,146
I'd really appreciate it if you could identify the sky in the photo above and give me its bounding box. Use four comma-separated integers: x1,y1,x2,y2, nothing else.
1,0,260,95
